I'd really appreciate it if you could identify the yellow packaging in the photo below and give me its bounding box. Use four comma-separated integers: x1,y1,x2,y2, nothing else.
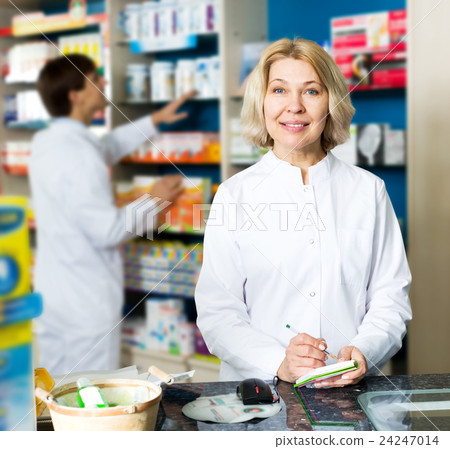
0,197,31,301
34,368,55,417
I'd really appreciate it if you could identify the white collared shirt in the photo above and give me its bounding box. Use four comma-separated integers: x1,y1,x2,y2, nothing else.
195,150,412,381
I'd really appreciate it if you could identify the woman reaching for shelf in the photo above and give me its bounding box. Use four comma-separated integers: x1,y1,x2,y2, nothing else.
195,38,412,385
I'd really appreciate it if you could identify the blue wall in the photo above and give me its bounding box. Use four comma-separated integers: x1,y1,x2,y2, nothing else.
268,0,407,235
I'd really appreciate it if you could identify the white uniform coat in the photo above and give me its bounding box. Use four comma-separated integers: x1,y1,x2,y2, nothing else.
195,150,412,381
30,116,157,375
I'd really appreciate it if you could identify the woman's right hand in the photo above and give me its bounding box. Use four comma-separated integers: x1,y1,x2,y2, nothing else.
277,333,328,383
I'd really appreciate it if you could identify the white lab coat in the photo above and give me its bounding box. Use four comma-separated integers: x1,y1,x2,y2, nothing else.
30,116,157,376
195,150,412,381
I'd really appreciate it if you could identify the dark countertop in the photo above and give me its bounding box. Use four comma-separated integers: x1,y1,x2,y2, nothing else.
156,373,450,431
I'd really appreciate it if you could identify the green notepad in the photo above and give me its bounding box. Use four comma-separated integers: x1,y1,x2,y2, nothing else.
294,360,359,388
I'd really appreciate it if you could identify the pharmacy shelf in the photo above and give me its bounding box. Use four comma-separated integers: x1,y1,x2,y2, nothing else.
130,35,197,54
3,78,36,85
108,0,268,182
107,0,268,366
128,33,218,54
0,3,109,200
188,356,221,383
119,98,220,106
1,165,28,176
120,344,220,382
121,344,189,375
6,120,49,130
124,287,195,301
5,118,105,130
7,12,107,37
120,160,220,166
358,164,406,169
0,26,12,37
349,85,406,92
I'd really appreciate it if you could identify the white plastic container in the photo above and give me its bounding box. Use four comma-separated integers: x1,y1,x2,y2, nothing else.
175,59,196,97
141,2,158,43
123,3,141,42
191,0,218,34
126,64,149,102
151,61,175,101
208,55,220,97
158,2,176,39
175,2,192,36
195,57,212,98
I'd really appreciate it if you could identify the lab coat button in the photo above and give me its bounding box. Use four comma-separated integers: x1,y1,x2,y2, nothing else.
309,239,314,244
304,187,309,192
310,291,316,297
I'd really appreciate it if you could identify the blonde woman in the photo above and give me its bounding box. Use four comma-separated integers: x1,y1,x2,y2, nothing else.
195,39,411,385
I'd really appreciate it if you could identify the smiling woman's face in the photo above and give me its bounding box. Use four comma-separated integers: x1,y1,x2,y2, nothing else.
263,57,329,156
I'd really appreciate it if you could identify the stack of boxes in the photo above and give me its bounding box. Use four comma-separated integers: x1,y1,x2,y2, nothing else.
123,132,221,164
0,197,42,431
1,141,32,175
332,123,406,167
122,241,202,297
332,9,407,90
144,298,194,356
116,175,212,235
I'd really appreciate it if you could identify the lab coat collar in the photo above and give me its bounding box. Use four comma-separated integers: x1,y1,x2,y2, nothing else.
261,149,335,185
50,117,100,147
52,117,88,131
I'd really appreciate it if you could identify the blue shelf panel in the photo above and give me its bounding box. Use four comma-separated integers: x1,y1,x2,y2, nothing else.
6,120,49,130
5,118,105,130
130,34,199,53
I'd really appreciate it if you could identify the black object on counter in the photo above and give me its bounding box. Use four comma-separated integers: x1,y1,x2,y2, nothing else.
236,378,278,405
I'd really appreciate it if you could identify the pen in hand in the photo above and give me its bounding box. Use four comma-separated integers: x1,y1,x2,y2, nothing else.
285,324,338,360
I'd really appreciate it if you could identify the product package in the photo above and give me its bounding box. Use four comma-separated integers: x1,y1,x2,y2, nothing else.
59,32,103,68
230,118,265,165
5,42,59,83
125,132,221,164
0,197,31,301
1,141,31,175
332,123,405,166
122,175,211,235
0,197,42,430
125,1,220,53
332,10,407,90
144,298,194,356
122,241,202,298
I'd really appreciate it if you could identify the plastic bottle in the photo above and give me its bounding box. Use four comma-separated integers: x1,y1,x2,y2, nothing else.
195,58,211,98
126,64,150,102
208,56,220,97
76,377,108,408
69,0,87,22
151,61,175,101
141,2,158,43
123,4,142,42
175,59,195,97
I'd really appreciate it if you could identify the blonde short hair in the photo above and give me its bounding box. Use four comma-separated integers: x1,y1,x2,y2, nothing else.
241,38,355,151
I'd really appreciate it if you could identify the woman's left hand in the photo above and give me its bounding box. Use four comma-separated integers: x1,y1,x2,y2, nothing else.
314,346,368,388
